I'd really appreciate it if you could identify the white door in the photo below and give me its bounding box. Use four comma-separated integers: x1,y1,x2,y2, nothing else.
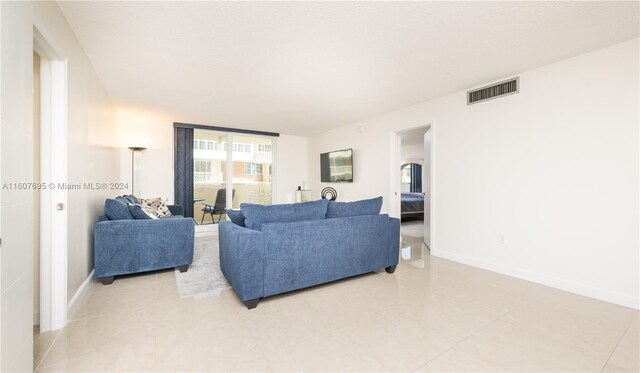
423,129,432,248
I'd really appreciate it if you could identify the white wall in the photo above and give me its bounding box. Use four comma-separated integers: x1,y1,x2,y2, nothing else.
32,2,120,310
116,109,308,205
308,39,639,309
274,134,309,203
401,143,424,162
1,3,35,370
1,2,120,370
117,109,174,201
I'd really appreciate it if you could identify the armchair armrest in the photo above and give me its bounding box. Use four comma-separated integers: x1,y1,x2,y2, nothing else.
218,220,264,301
168,204,184,216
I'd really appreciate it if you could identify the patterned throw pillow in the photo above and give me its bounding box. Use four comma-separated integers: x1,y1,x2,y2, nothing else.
139,197,172,218
128,203,157,219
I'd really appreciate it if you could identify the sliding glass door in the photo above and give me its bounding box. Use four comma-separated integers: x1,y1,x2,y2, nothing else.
193,129,273,224
231,135,272,208
193,130,228,224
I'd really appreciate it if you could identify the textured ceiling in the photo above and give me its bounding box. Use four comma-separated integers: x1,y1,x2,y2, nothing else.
58,1,639,136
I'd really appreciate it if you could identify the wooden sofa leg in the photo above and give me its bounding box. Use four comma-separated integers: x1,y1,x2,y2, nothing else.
100,276,115,285
177,265,189,273
385,265,397,274
244,298,260,310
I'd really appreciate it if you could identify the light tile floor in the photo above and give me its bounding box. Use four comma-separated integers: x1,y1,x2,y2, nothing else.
34,231,639,372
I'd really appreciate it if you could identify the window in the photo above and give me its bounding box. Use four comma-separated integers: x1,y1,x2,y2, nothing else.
194,160,211,173
401,165,411,183
232,143,251,153
257,144,272,152
193,140,208,150
244,163,262,175
401,163,422,193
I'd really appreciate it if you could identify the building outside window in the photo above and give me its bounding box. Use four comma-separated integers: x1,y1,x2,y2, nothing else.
244,163,262,175
195,160,211,173
256,144,272,152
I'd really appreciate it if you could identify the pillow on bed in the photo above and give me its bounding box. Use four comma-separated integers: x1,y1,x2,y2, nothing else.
326,196,383,218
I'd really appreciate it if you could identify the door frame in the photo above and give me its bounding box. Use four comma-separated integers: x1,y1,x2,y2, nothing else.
34,24,68,332
389,122,434,250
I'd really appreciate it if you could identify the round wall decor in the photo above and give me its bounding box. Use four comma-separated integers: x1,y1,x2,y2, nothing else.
321,187,337,201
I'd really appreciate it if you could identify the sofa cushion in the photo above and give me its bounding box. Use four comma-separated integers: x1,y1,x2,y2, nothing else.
128,204,156,219
139,197,172,218
326,196,383,218
104,198,135,220
241,199,329,231
122,195,140,204
225,208,245,227
115,196,130,205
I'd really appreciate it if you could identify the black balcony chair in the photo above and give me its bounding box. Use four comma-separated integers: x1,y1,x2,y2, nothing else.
201,189,235,225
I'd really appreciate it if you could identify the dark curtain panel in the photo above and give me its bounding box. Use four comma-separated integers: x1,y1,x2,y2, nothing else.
411,164,423,193
174,127,194,218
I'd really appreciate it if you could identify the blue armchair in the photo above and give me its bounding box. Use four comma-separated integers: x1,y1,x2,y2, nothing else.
94,207,195,285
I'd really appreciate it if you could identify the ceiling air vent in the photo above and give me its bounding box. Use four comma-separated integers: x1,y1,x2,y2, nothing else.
467,77,519,105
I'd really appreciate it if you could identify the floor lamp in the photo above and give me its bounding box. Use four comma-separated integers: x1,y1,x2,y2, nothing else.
128,147,146,196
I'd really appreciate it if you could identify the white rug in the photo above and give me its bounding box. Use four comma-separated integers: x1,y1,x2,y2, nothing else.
175,233,230,298
401,220,424,237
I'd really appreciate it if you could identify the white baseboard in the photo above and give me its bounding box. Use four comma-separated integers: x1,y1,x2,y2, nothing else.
67,269,94,320
430,248,640,310
33,312,39,326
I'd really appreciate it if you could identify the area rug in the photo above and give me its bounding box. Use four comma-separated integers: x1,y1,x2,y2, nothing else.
175,233,230,298
401,220,424,237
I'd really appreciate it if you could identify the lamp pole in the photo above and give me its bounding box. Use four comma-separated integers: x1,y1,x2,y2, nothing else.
128,147,146,195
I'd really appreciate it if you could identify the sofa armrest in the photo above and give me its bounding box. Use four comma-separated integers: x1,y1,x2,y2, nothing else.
218,220,264,301
168,204,184,216
94,217,195,278
388,217,400,267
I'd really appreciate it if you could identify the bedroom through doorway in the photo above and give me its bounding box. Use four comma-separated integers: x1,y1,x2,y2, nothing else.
397,125,431,266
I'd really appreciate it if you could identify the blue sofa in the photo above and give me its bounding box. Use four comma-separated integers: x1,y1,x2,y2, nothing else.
94,197,195,285
219,197,400,309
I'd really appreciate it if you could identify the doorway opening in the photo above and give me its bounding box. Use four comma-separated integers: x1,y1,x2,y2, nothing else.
390,124,433,267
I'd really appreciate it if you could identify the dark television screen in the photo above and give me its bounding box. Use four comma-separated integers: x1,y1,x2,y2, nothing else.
320,149,353,182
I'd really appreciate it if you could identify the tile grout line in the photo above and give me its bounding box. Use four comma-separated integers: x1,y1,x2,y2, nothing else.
34,328,63,372
600,322,633,372
410,302,520,372
496,301,634,368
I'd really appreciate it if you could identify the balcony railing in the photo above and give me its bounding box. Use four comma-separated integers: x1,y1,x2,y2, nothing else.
194,172,223,183
252,151,272,162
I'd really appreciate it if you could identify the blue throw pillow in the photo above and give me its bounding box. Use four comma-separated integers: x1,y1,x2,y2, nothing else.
241,199,329,231
122,195,140,204
225,208,245,227
128,204,154,219
326,196,383,218
104,198,135,220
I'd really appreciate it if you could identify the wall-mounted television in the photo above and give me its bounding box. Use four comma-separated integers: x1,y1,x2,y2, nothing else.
320,148,353,182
